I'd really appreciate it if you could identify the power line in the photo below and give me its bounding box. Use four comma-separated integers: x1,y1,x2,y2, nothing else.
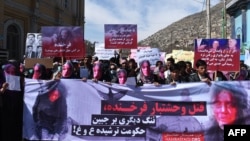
193,0,203,3
197,0,206,38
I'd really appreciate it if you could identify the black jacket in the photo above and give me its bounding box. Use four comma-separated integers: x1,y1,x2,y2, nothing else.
188,73,211,82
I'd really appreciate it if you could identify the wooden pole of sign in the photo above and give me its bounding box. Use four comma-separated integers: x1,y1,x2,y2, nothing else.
61,56,64,65
214,71,217,81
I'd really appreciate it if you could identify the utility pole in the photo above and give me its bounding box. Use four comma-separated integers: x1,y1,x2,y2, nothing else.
83,0,85,37
83,0,86,56
222,0,227,38
206,0,211,39
171,31,173,53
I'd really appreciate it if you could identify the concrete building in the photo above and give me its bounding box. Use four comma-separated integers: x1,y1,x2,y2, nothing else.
227,0,250,61
227,0,249,45
0,0,84,61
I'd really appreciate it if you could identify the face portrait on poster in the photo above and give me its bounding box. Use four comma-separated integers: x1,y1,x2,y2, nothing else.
194,39,240,71
25,33,43,59
41,26,85,58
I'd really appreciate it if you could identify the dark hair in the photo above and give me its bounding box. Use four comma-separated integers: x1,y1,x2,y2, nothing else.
213,71,228,81
3,63,15,70
139,60,151,68
210,82,247,123
33,63,47,79
128,59,137,70
128,58,136,64
33,80,68,139
85,55,92,60
3,63,16,75
93,56,98,61
110,63,117,69
167,57,175,64
59,28,71,36
137,60,154,84
169,63,180,72
240,63,248,69
195,59,207,68
109,57,116,63
27,33,35,38
185,61,192,67
58,28,72,42
155,60,163,67
177,61,186,70
43,81,67,98
62,61,74,78
117,69,127,77
37,34,42,38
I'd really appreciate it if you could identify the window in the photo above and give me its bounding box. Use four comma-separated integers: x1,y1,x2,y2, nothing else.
237,34,241,39
7,25,20,60
64,0,68,8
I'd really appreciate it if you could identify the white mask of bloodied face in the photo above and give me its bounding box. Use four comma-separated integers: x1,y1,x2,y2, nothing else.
93,65,102,79
62,63,72,78
32,65,41,79
141,61,150,77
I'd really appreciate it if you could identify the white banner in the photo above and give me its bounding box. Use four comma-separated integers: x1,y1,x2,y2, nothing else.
23,79,250,141
94,43,115,60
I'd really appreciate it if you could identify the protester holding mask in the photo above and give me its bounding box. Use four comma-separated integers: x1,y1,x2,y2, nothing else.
32,63,47,80
92,63,111,82
1,61,24,141
117,69,128,85
0,63,16,93
3,63,16,76
61,61,75,79
136,60,159,86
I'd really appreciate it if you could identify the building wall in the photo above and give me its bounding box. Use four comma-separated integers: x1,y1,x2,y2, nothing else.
226,0,250,61
246,3,250,44
234,11,242,39
0,0,83,61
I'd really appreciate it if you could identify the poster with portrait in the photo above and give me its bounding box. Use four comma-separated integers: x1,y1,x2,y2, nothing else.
41,26,85,58
25,33,43,58
23,79,250,141
104,24,137,49
194,38,240,71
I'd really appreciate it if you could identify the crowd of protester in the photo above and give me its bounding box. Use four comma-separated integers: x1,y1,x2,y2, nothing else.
5,56,249,85
0,50,250,140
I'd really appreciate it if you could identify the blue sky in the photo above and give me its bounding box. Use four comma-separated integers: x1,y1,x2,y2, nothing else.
84,0,221,43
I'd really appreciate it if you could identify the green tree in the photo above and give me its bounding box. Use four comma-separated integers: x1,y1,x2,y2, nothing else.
84,40,95,56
